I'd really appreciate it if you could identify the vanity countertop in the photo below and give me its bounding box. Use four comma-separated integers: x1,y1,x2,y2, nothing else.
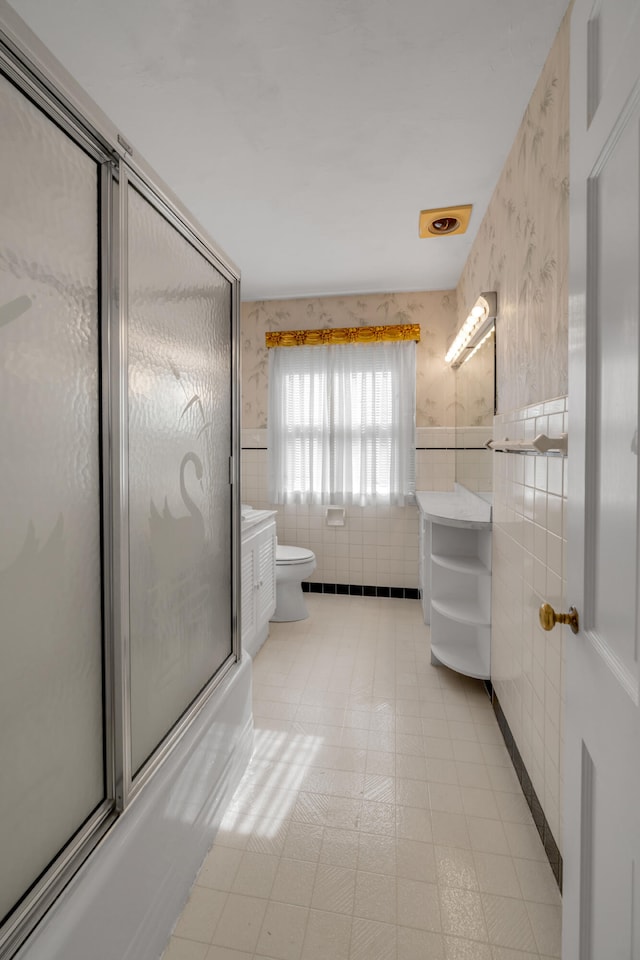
241,507,277,534
416,488,492,529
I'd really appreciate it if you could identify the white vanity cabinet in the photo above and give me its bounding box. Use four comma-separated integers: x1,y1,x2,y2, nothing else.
241,510,277,658
417,489,492,681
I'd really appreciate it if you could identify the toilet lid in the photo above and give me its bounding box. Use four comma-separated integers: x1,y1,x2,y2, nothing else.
276,545,315,564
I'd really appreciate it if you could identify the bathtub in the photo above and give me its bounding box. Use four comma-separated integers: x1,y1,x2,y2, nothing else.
16,657,253,960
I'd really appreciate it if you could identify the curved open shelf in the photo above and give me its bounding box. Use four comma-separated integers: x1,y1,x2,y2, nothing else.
431,553,490,576
430,639,490,681
418,497,492,682
431,597,490,627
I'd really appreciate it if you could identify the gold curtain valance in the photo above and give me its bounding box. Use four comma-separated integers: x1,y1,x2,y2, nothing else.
265,323,421,348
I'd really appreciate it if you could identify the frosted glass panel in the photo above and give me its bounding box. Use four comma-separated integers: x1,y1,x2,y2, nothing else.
128,185,232,773
0,74,104,919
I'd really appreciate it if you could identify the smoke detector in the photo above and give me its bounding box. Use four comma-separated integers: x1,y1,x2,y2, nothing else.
419,204,472,238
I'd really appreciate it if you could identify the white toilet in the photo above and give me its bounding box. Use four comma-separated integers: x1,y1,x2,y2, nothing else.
272,543,317,622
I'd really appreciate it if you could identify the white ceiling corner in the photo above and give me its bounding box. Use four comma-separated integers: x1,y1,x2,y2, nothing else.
8,0,570,301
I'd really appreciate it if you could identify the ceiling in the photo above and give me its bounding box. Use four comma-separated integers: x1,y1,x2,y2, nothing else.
8,0,569,301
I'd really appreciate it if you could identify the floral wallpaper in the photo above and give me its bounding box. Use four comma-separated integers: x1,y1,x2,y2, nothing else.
241,290,459,429
456,10,569,414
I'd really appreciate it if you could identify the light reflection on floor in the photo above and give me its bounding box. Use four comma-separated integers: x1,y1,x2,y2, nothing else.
163,595,562,960
220,730,324,837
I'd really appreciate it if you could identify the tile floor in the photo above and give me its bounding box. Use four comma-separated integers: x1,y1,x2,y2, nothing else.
163,595,562,960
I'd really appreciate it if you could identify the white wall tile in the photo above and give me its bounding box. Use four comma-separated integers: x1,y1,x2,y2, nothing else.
240,448,430,588
491,397,566,854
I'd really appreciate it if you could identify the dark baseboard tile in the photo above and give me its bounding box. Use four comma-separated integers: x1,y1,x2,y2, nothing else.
492,692,563,891
302,582,420,600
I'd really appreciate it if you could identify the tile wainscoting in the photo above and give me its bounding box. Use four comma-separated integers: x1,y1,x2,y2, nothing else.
241,428,492,592
491,396,567,856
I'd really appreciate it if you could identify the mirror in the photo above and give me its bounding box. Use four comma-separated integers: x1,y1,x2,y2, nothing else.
454,326,495,492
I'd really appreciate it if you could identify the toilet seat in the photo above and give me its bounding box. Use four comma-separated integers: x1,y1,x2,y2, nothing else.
276,545,315,565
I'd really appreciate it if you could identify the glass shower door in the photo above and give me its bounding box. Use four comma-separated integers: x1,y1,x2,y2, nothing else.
0,71,106,923
0,20,241,953
127,181,234,776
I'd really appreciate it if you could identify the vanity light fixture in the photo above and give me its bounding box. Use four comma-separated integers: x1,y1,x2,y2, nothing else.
445,292,497,367
463,325,495,365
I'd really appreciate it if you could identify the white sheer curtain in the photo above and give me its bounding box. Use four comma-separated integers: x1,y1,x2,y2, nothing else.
268,340,416,506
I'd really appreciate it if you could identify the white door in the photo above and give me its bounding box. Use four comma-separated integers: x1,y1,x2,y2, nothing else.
565,0,640,956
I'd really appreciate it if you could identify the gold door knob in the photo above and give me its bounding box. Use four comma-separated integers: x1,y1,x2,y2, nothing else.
539,602,579,634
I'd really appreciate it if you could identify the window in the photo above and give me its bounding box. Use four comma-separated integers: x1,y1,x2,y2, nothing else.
267,339,416,506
